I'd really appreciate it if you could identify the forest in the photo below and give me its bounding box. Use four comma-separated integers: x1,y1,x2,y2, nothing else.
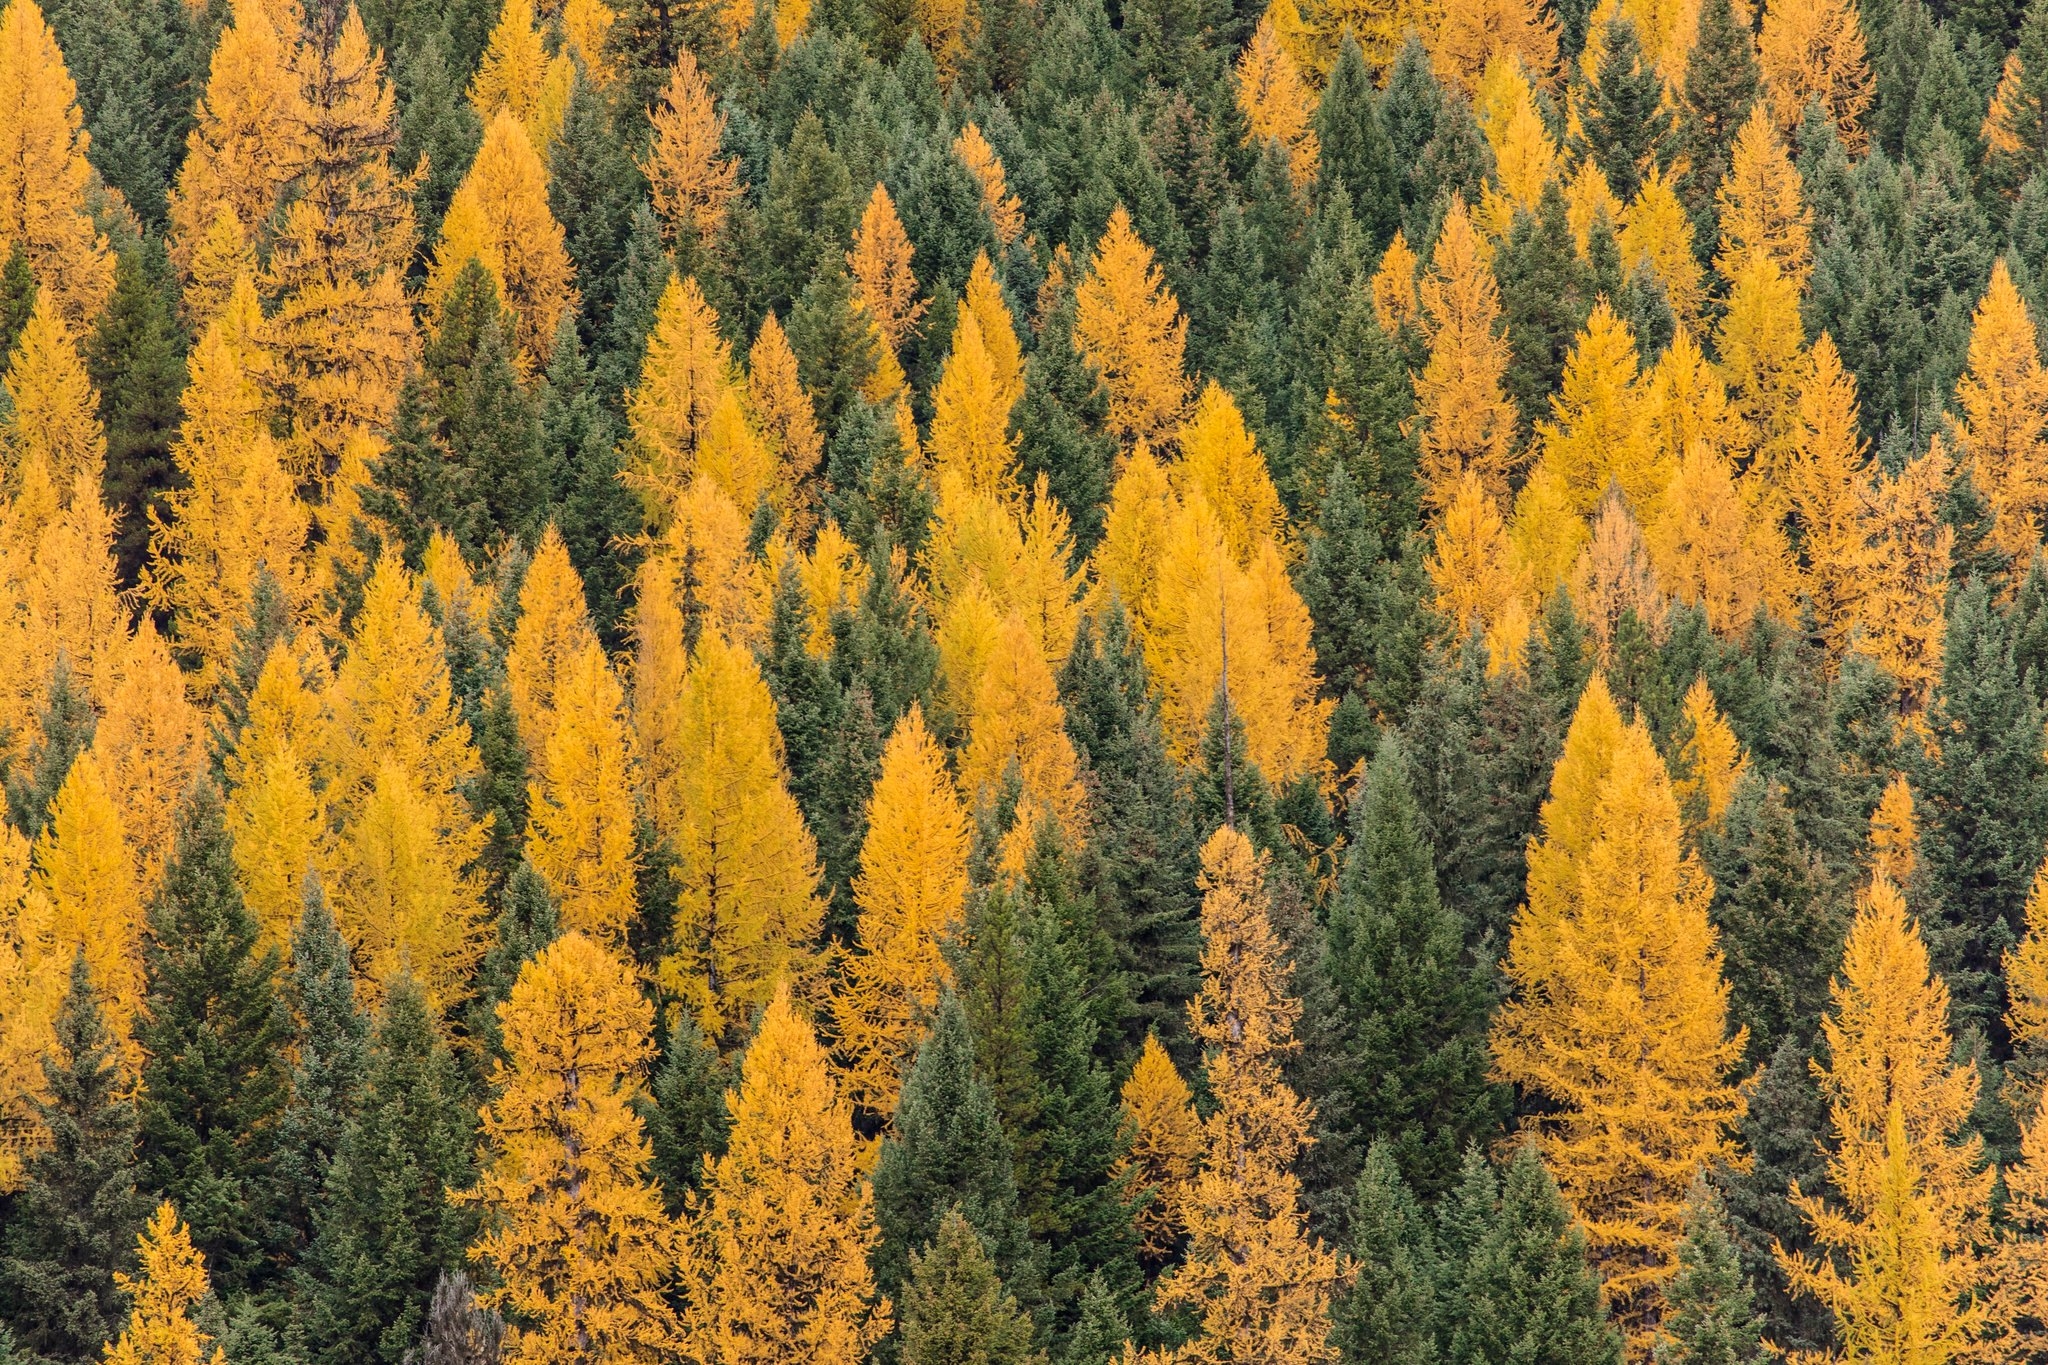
1,0,2047,1357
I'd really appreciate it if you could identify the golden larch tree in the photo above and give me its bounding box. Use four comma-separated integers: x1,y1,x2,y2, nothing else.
644,47,740,247
1788,332,1873,653
833,704,972,1117
1538,301,1661,517
92,622,207,893
1370,230,1422,337
624,274,753,527
849,183,926,360
525,640,642,948
675,983,891,1365
1716,249,1807,481
1758,0,1873,150
34,751,143,1045
428,107,576,370
229,744,327,953
1117,1031,1203,1261
468,0,558,148
1857,436,1953,711
1868,775,1918,888
105,1203,223,1365
4,293,105,493
0,0,113,329
929,308,1024,498
504,525,602,773
1491,675,1747,1340
958,612,1088,865
1151,826,1346,1365
1779,878,1992,1365
1715,105,1813,290
1428,469,1523,646
954,122,1025,247
1673,676,1748,834
0,827,62,1189
1074,205,1191,448
1236,14,1321,191
1176,382,1288,566
1645,441,1797,637
1619,169,1704,323
1476,58,1558,232
468,931,680,1364
1569,492,1664,662
1428,0,1558,94
1954,259,2048,572
747,312,824,529
338,761,486,1009
648,627,823,1046
1414,198,1520,509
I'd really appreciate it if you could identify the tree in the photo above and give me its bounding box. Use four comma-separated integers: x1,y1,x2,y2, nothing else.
1679,0,1762,235
1757,0,1874,149
1490,675,1746,1339
34,750,144,1041
467,0,563,149
850,182,925,371
467,931,678,1363
1788,333,1871,653
1332,1142,1437,1365
1117,1032,1201,1264
0,954,151,1364
274,884,370,1248
1426,0,1558,95
641,48,737,253
834,704,972,1117
1953,260,2048,574
1073,205,1189,449
954,125,1025,249
1414,197,1518,508
1713,107,1811,288
1315,38,1400,248
136,785,293,1298
649,626,823,1046
1236,15,1320,192
899,1209,1036,1365
405,1274,504,1365
87,244,185,588
1777,878,1993,1365
1578,16,1676,203
0,0,113,330
1325,734,1503,1197
1655,1181,1762,1365
747,313,824,532
5,294,104,494
675,984,891,1365
1153,826,1346,1365
103,1204,221,1365
623,274,755,528
1494,182,1599,436
643,1011,732,1210
523,640,640,946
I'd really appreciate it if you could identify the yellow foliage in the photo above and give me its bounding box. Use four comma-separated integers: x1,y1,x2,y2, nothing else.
1369,231,1422,337
228,744,327,953
469,931,680,1364
1955,259,2048,573
833,704,971,1116
1673,677,1747,833
1117,1032,1203,1260
1619,168,1703,321
0,827,59,1191
1645,440,1796,636
35,751,143,1044
1569,491,1665,660
958,612,1087,846
1859,435,1953,712
1758,0,1873,149
1538,301,1661,517
1644,327,1739,469
1868,774,1917,888
561,0,616,80
92,622,206,893
954,122,1026,246
525,640,641,947
1428,0,1559,94
1478,58,1558,228
1716,249,1807,480
849,183,926,358
626,273,747,527
929,308,1023,498
1508,458,1589,602
105,1204,223,1365
1415,198,1520,508
1790,333,1872,653
1175,383,1288,566
644,48,740,245
1427,469,1522,644
468,0,552,144
748,311,824,530
1492,685,1746,1336
936,575,1004,730
0,0,114,329
1562,158,1622,256
4,294,103,493
1715,105,1812,289
338,760,486,1009
1236,15,1321,191
505,525,601,772
795,519,867,656
1075,205,1191,448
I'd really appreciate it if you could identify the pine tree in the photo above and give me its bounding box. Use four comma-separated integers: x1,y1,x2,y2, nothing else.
1073,205,1189,449
299,974,476,1365
835,704,973,1116
1579,16,1676,203
1154,826,1345,1365
1778,878,1992,1365
136,784,293,1298
899,1209,1036,1365
1491,675,1746,1337
0,954,151,1364
675,984,891,1365
467,931,678,1363
0,0,114,331
103,1204,222,1365
643,1011,732,1210
1414,197,1519,508
1655,1180,1762,1365
87,244,185,589
1494,182,1599,437
523,640,640,946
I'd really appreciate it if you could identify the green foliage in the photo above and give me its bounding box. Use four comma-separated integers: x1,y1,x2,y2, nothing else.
274,883,371,1249
899,1209,1040,1365
85,241,185,586
642,1011,733,1211
1334,1141,1439,1365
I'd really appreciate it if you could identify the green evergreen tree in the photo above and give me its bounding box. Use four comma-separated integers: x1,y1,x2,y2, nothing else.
1326,735,1505,1197
1017,262,1115,553
899,1209,1039,1365
1495,181,1599,434
642,1010,732,1213
1316,39,1400,250
1334,1140,1439,1365
1654,1181,1762,1365
136,783,293,1298
789,266,881,442
40,0,194,225
299,975,476,1365
461,861,559,1070
86,241,185,586
539,317,636,646
392,27,481,245
1061,1273,1131,1365
274,881,370,1250
0,955,151,1365
1715,1038,1835,1357
549,77,647,359
1678,0,1761,239
592,205,673,409
0,242,34,361
6,656,95,840
751,110,859,322
1577,16,1675,203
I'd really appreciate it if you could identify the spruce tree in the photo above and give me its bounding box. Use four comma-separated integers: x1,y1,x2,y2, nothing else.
299,976,477,1365
1679,0,1761,234
135,783,293,1298
1716,1039,1836,1356
1315,38,1400,250
1333,1141,1438,1365
1578,17,1675,203
1494,182,1599,433
642,1011,732,1213
1325,735,1505,1197
6,656,95,840
84,242,183,586
1017,266,1116,553
0,955,151,1365
540,318,637,647
1655,1181,1762,1365
273,882,370,1250
462,862,560,1069
898,1209,1038,1365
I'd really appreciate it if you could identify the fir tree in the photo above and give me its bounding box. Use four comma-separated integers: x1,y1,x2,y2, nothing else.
1655,1181,1762,1365
1332,1141,1438,1365
642,1011,732,1212
1680,0,1763,235
84,243,183,587
1492,182,1596,439
899,1209,1038,1365
273,883,371,1250
1314,38,1399,250
135,784,293,1299
1579,17,1677,203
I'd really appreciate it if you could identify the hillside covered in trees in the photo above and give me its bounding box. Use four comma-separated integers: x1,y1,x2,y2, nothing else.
5,0,2048,1358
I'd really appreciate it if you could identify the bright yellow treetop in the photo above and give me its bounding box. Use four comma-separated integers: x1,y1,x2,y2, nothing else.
468,0,562,150
1492,679,1746,1337
1788,332,1872,652
0,0,113,329
2007,862,2048,1105
1236,14,1321,192
1781,877,1991,1365
1117,1031,1203,1261
470,931,680,1364
1618,169,1703,322
1673,676,1748,834
1175,382,1288,567
1758,0,1874,150
1715,248,1807,480
1414,198,1520,509
1867,775,1919,889
849,183,926,359
1715,105,1813,290
1429,0,1559,94
1568,492,1664,662
625,274,752,527
954,121,1025,246
644,47,740,246
34,751,143,1045
1075,205,1191,448
929,308,1024,499
1370,230,1422,336
91,622,206,894
833,703,971,1117
4,293,105,495
1427,469,1523,646
228,743,327,953
1645,440,1796,638
643,482,774,648
504,525,602,774
1476,57,1557,231
106,1203,224,1365
1954,259,2048,573
525,640,642,948
1538,301,1660,517
676,983,891,1365
1155,825,1345,1365
747,311,824,531
0,826,60,1192
958,612,1088,866
1858,436,1952,711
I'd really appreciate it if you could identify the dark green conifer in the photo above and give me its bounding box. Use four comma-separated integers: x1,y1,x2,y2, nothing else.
1578,17,1675,202
274,882,370,1248
1334,1141,1438,1365
86,242,185,586
1494,182,1598,433
1316,39,1400,249
6,657,94,840
1656,1182,1763,1365
900,1209,1038,1365
1678,0,1760,237
642,1011,732,1212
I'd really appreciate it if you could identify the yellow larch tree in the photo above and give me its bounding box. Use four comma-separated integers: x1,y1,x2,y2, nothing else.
624,274,758,527
91,622,207,893
954,122,1025,247
1715,106,1813,290
468,0,561,150
1716,249,1807,481
1428,469,1523,646
1414,198,1520,509
1672,676,1748,834
1281,0,1422,75
1428,0,1559,95
1151,826,1346,1365
1091,442,1176,630
675,983,891,1365
1618,169,1703,323
794,520,867,654
1954,259,2048,572
1779,878,1991,1365
562,0,616,79
338,761,487,1009
469,931,679,1365
1789,333,1873,653
1490,676,1747,1339
0,0,113,330
1859,435,1953,713
1074,205,1191,448
1563,159,1623,255
833,704,972,1117
428,107,576,370
929,307,1023,498
224,634,333,800
1645,327,1740,471
1646,440,1797,637
143,284,312,691
849,183,926,361
504,525,601,773
105,1203,223,1365
4,293,104,493
2009,865,2048,1101
1980,1098,2048,1364
1236,14,1321,191
1536,301,1661,517
1175,382,1288,566
1476,57,1558,233
34,751,143,1042
1869,774,1917,887
644,483,774,648
259,6,421,481
228,743,328,952
166,0,303,317
0,828,60,1190
961,254,1025,413
958,612,1088,864
1370,230,1422,337
1117,1031,1203,1261
649,626,822,1045
1758,0,1874,150
524,640,641,948
748,312,824,530
15,470,127,710
644,47,740,247
1569,492,1664,661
